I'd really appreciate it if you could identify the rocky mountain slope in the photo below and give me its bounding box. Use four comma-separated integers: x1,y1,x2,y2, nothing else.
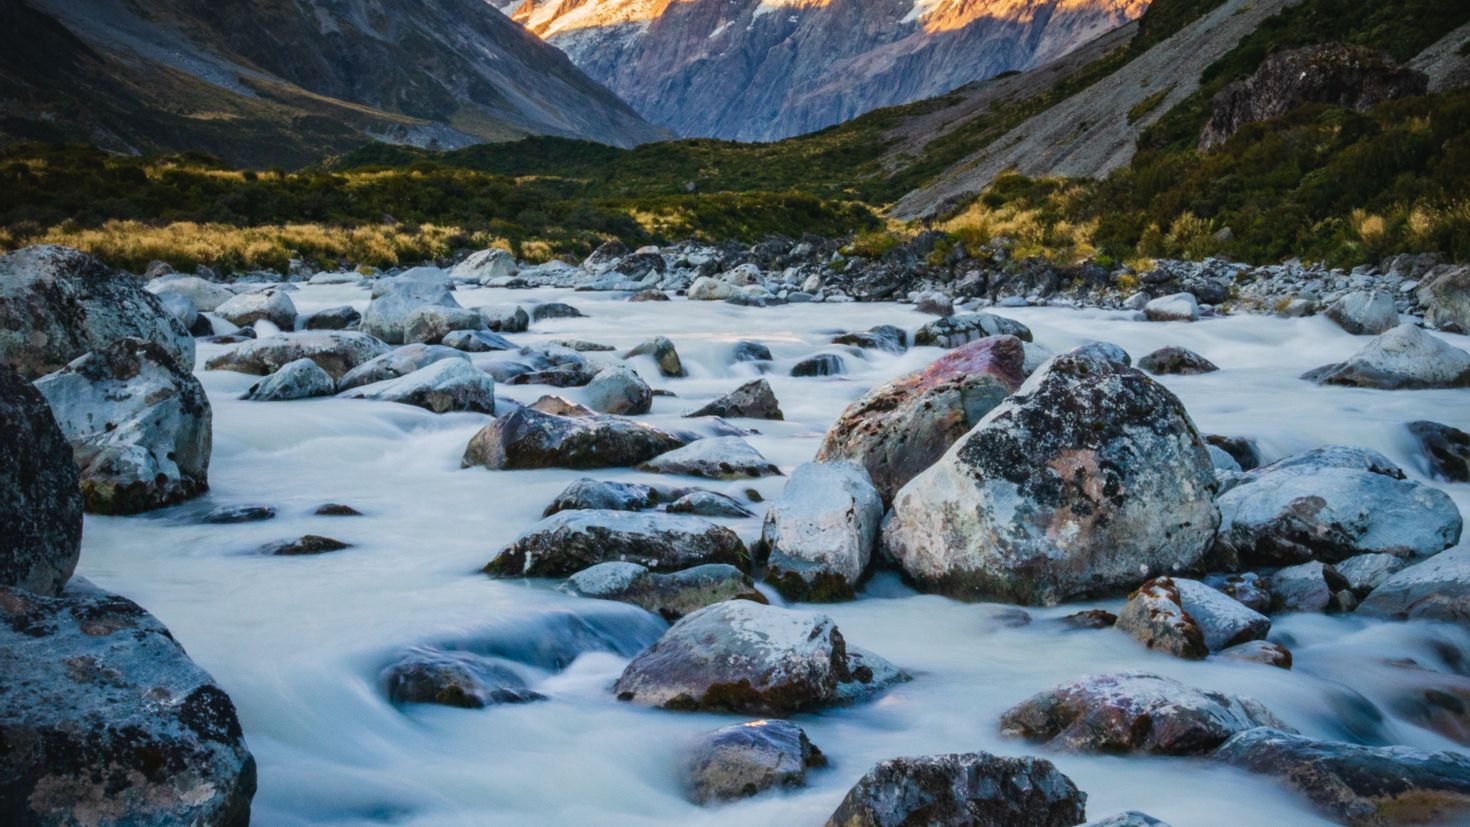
506,0,1148,140
0,0,665,167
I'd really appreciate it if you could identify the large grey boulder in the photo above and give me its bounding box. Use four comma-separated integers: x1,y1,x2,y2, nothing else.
816,336,1026,502
684,378,783,420
882,352,1219,605
1213,446,1461,567
336,343,466,391
638,436,781,479
463,407,690,470
823,752,1085,827
1326,291,1399,335
584,366,652,415
1417,265,1470,333
760,462,883,601
1117,577,1270,659
381,647,542,708
241,357,335,401
146,274,234,312
402,305,484,345
0,584,256,825
542,478,674,516
680,719,825,805
0,366,82,595
302,305,361,331
613,600,904,714
625,336,686,377
1212,728,1470,826
999,672,1289,755
205,331,390,381
0,245,194,378
1359,549,1470,625
340,359,495,414
481,305,529,333
561,562,765,621
36,339,211,514
215,287,296,330
1143,293,1199,322
451,248,518,284
485,510,747,577
361,276,460,344
1303,324,1470,389
913,312,1033,347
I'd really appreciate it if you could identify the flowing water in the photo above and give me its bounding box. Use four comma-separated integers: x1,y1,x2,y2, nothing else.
76,285,1470,826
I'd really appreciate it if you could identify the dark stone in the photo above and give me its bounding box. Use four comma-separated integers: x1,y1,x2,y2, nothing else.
485,511,747,577
0,366,83,595
462,407,691,470
792,353,846,377
680,719,825,804
382,647,543,708
303,305,361,330
262,535,350,555
200,505,277,524
314,503,363,516
731,341,773,362
1408,420,1470,482
1138,346,1219,375
530,302,585,322
823,752,1085,827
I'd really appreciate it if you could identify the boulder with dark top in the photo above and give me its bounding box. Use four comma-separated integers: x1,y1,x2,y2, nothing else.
681,719,824,805
760,462,883,602
561,562,766,621
206,331,390,380
638,437,781,479
241,358,335,401
336,343,466,391
1302,324,1470,389
382,647,542,708
823,752,1085,827
584,366,653,415
1408,420,1470,482
684,378,783,420
303,305,361,331
791,353,846,377
1326,291,1399,335
542,478,672,516
0,366,83,596
531,302,585,322
485,510,748,577
625,336,686,377
1138,346,1218,375
463,407,690,470
913,312,1033,347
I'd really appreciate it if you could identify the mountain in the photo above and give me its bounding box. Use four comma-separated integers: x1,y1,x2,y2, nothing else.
0,0,666,167
504,0,1148,141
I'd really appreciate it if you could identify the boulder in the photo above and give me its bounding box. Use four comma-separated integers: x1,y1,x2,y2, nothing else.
1335,553,1408,596
1217,640,1293,669
205,331,390,380
1138,346,1218,375
680,719,824,805
381,647,542,708
241,357,335,401
157,292,199,331
1407,420,1470,482
582,240,630,273
688,276,735,301
561,562,765,621
463,407,689,470
914,292,955,317
1204,572,1272,613
731,341,773,363
0,245,194,378
361,277,460,344
613,600,904,714
530,302,584,322
215,287,297,330
36,339,211,514
0,584,256,825
0,366,83,595
1360,549,1470,625
1071,341,1131,365
625,336,686,378
1143,293,1199,322
1212,728,1470,826
666,490,755,518
1270,561,1352,613
816,336,1026,502
527,396,595,417
440,329,515,352
823,752,1085,827
683,379,783,420
451,248,518,284
1417,265,1470,333
832,325,908,353
638,437,781,479
1302,324,1470,389
584,366,653,415
336,343,466,391
340,359,495,414
303,305,361,331
261,535,349,556
882,352,1219,605
481,305,529,333
791,353,846,377
629,289,670,302
760,462,883,601
1206,434,1263,471
146,274,234,312
913,312,1033,347
1085,814,1171,827
542,478,671,516
484,511,747,577
1117,577,1270,658
200,505,276,524
305,271,362,286
999,672,1289,755
402,305,483,345
1213,446,1461,566
1326,290,1399,335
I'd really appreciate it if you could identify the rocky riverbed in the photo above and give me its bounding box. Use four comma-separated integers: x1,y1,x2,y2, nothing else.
4,244,1470,826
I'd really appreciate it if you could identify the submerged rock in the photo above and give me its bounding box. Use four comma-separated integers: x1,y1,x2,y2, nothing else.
1302,324,1470,389
760,462,883,601
0,366,83,595
1138,346,1218,375
561,562,765,621
832,325,907,353
341,359,495,414
336,343,466,391
462,407,689,470
262,535,350,555
200,505,276,524
913,312,1033,347
624,336,686,378
684,378,783,420
0,584,256,825
241,357,335,401
1407,420,1470,482
206,331,390,381
823,752,1085,827
584,366,653,415
731,341,773,363
485,510,748,577
1217,640,1293,669
530,302,585,322
638,437,781,479
1085,814,1171,827
681,719,825,805
382,647,542,708
791,353,846,377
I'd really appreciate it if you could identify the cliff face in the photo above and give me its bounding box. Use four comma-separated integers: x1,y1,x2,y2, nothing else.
508,0,1149,141
0,0,666,167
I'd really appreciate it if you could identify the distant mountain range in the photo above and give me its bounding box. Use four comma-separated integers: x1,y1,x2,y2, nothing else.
503,0,1149,140
0,0,666,167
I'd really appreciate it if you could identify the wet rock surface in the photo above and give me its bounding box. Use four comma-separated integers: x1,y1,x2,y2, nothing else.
1303,324,1470,389
680,719,825,804
485,510,748,577
562,562,765,621
684,378,783,420
206,331,390,380
625,336,685,377
463,407,690,470
382,647,543,708
1407,420,1470,482
0,366,83,595
1117,577,1270,658
760,462,883,601
638,437,781,479
913,312,1033,347
1137,346,1218,375
336,343,465,391
584,366,653,415
823,751,1085,827
341,359,496,414
241,357,335,401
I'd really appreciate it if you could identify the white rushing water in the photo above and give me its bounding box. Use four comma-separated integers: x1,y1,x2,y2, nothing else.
77,284,1470,826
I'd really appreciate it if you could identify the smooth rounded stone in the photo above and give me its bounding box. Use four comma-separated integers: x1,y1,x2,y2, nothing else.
629,289,670,302
1069,341,1131,365
215,287,296,330
240,357,335,401
303,304,361,330
1217,639,1293,669
528,395,595,417
688,276,735,300
314,503,362,516
336,343,467,391
36,339,211,515
0,367,82,595
382,647,542,708
823,752,1085,827
1213,445,1462,566
484,510,748,577
403,304,484,345
0,584,256,825
1417,265,1470,333
530,301,585,322
1204,572,1272,613
1335,553,1409,596
206,331,391,381
1302,324,1470,389
613,600,904,714
760,462,883,602
451,248,518,284
1212,728,1470,826
1407,420,1470,482
1270,561,1352,613
667,490,754,518
1326,290,1399,335
625,335,686,378
832,325,908,353
0,245,195,378
157,291,199,331
584,365,653,415
1360,549,1470,625
1205,434,1263,471
1118,577,1270,658
683,378,783,420
481,304,529,332
913,312,1033,347
200,505,276,524
882,352,1219,606
561,562,766,621
1085,814,1171,827
542,478,670,516
816,336,1026,503
999,672,1290,756
681,719,825,805
261,535,350,555
361,276,460,344
147,273,235,312
440,329,515,352
791,353,847,377
340,359,495,414
638,436,781,479
731,341,773,362
463,407,689,470
1143,292,1200,322
1137,346,1219,375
